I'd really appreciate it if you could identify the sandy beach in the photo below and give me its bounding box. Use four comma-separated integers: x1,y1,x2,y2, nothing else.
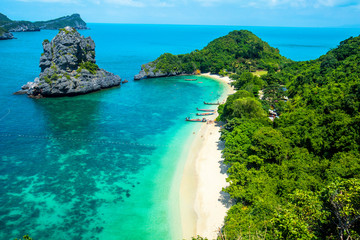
180,73,235,240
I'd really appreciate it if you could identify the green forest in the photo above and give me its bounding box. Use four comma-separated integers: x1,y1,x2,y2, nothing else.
213,34,360,239
143,30,291,75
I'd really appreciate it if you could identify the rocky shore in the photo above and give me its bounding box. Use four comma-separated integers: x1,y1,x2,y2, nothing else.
0,27,14,40
15,26,121,97
134,61,185,80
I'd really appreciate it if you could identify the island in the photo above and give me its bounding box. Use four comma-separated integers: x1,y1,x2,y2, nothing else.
134,30,291,80
0,13,88,33
15,26,121,97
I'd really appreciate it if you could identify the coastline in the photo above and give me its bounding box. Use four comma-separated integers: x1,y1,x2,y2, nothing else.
180,73,235,239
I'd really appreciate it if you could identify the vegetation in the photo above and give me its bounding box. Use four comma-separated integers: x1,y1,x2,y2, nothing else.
146,30,291,75
77,61,99,75
0,12,86,31
59,27,76,34
0,26,7,35
34,14,86,30
14,235,32,240
217,34,360,239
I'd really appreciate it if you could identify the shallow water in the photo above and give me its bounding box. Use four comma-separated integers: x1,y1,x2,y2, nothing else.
0,24,359,240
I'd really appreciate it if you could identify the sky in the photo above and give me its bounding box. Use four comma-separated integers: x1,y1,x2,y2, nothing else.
1,0,360,27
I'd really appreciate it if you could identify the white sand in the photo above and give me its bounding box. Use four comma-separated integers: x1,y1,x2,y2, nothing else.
180,73,234,240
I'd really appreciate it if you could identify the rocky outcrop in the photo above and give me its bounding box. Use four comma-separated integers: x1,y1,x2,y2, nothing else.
0,27,14,40
15,26,121,97
134,61,184,80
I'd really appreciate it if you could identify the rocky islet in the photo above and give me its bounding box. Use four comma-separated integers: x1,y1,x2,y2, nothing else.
16,26,121,97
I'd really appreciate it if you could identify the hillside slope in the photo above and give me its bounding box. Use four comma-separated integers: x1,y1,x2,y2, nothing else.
0,13,88,32
217,34,360,239
134,30,291,79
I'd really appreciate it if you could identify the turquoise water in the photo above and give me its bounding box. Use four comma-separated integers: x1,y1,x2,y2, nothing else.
0,24,359,240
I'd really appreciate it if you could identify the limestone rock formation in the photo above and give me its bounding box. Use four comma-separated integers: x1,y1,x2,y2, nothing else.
16,26,121,97
134,61,183,80
0,27,14,40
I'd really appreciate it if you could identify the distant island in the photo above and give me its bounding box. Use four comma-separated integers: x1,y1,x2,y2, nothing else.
15,26,121,97
0,13,88,40
134,30,291,80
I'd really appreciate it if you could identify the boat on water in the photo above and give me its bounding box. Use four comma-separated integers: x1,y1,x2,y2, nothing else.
196,112,214,116
204,101,220,105
196,108,215,112
185,79,197,81
185,117,207,122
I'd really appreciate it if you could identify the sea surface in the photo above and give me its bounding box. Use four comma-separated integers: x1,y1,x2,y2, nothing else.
0,24,359,240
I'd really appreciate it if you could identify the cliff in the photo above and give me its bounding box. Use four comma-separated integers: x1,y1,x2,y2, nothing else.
134,30,291,80
15,26,121,97
0,13,88,32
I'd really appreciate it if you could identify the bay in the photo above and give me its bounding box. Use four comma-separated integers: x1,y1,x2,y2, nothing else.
0,23,359,240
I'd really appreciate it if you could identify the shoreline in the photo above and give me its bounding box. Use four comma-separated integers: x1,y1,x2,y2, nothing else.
180,73,235,239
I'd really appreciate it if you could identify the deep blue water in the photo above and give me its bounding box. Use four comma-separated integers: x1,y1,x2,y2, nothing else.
0,24,359,240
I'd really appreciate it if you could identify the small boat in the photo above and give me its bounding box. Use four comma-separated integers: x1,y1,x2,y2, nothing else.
196,108,215,112
186,117,207,122
185,79,197,81
196,112,214,116
204,101,220,105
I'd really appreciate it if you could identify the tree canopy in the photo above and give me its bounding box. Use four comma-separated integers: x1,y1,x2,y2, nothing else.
218,34,360,239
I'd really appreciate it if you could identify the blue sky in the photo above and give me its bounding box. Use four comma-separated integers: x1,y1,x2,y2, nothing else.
2,0,360,27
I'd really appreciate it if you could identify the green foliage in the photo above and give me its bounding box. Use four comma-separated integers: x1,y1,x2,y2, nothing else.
0,13,12,23
218,34,360,239
58,27,76,34
0,26,8,35
44,76,51,84
33,14,86,30
14,235,32,240
77,61,98,75
147,30,291,75
321,178,360,240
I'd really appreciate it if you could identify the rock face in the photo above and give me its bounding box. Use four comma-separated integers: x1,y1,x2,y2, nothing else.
16,26,121,97
0,27,14,40
134,62,183,80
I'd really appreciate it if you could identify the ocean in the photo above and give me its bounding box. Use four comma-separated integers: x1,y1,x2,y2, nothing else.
0,24,359,240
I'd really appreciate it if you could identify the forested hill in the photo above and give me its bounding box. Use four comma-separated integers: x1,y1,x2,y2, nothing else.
0,13,88,32
134,30,291,79
215,34,360,239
